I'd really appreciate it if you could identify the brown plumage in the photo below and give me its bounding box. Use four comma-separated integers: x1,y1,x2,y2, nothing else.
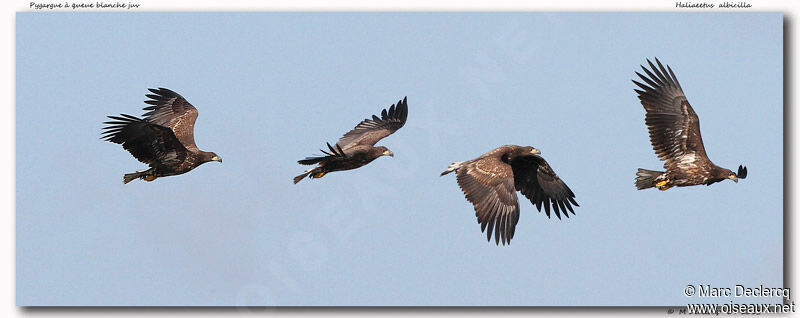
632,58,746,190
441,145,579,245
293,97,408,184
102,88,221,183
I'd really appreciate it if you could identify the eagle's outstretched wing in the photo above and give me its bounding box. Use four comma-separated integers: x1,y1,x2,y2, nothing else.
511,155,578,220
336,97,408,150
632,58,711,169
455,156,520,245
142,88,200,151
102,114,189,167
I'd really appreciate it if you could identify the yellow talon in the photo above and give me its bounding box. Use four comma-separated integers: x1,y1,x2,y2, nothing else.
312,171,327,179
143,174,157,182
656,179,671,191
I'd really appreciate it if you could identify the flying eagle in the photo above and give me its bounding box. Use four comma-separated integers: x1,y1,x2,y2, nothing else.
632,58,747,190
102,88,222,183
293,97,408,184
441,145,579,245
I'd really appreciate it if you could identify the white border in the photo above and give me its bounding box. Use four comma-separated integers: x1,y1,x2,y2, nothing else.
3,1,796,317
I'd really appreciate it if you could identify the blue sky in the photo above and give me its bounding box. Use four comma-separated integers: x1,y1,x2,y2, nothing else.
16,12,782,306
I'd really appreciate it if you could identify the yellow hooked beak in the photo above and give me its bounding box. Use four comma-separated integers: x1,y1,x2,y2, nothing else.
211,156,222,163
728,175,738,183
530,148,541,155
383,150,394,157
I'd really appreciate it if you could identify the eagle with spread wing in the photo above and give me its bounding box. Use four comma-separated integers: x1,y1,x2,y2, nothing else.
441,145,579,245
632,58,746,190
102,88,221,184
293,97,408,184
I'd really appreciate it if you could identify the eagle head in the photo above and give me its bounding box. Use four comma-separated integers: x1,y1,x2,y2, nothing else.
375,146,394,157
513,146,541,157
726,170,738,183
204,152,222,163
501,146,541,163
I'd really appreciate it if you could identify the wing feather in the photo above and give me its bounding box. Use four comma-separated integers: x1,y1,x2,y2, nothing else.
141,88,200,151
512,155,578,220
297,142,347,165
455,157,520,245
336,97,408,150
632,58,709,167
102,114,189,167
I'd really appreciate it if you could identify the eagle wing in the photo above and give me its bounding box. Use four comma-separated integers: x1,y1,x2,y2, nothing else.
632,58,711,169
511,155,578,219
455,156,520,245
297,142,347,165
336,97,408,150
102,114,189,167
142,88,200,151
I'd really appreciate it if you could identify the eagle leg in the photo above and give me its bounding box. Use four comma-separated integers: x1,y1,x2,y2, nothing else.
312,171,328,179
123,168,157,184
656,179,672,191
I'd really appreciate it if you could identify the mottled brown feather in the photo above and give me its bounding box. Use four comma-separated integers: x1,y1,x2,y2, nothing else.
142,87,200,151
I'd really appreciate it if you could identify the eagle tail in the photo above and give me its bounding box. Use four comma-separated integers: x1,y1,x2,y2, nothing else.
293,172,310,184
440,161,465,176
635,168,663,190
293,167,322,184
123,169,154,184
